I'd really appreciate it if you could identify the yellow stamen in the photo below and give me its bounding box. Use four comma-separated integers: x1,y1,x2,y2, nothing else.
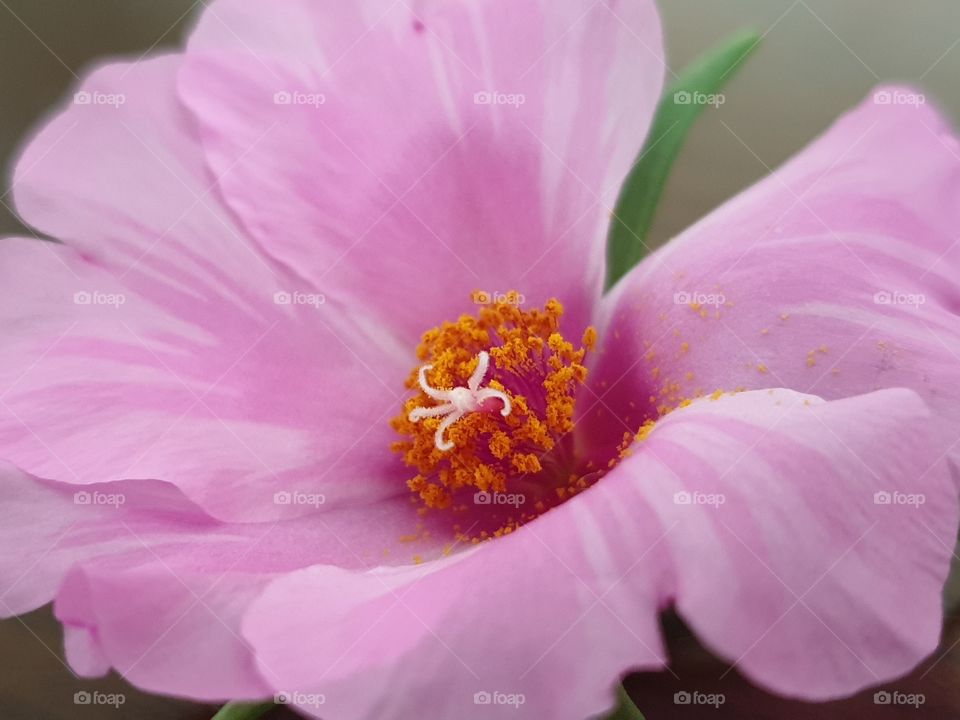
390,296,593,523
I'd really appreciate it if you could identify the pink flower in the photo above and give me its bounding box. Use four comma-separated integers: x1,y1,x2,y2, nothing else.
2,1,958,718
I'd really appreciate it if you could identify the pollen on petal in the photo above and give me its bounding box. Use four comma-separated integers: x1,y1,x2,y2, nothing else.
582,326,598,351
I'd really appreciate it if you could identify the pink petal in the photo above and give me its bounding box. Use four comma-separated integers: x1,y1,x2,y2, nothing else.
0,462,207,619
5,57,412,521
242,387,954,716
584,86,960,464
56,563,275,699
620,388,957,699
0,461,445,699
242,530,666,720
63,624,111,677
178,0,665,342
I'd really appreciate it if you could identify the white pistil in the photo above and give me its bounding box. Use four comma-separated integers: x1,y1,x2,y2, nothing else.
408,350,512,451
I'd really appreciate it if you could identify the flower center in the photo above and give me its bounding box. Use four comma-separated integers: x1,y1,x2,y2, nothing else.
390,295,599,539
406,350,512,451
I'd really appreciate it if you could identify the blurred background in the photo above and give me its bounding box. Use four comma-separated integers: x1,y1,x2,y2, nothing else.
1,1,959,718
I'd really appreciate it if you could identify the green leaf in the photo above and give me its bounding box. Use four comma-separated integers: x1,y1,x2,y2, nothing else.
211,701,275,720
604,28,762,291
599,684,645,720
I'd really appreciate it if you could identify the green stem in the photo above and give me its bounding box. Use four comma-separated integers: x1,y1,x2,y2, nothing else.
211,701,276,720
599,684,645,720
